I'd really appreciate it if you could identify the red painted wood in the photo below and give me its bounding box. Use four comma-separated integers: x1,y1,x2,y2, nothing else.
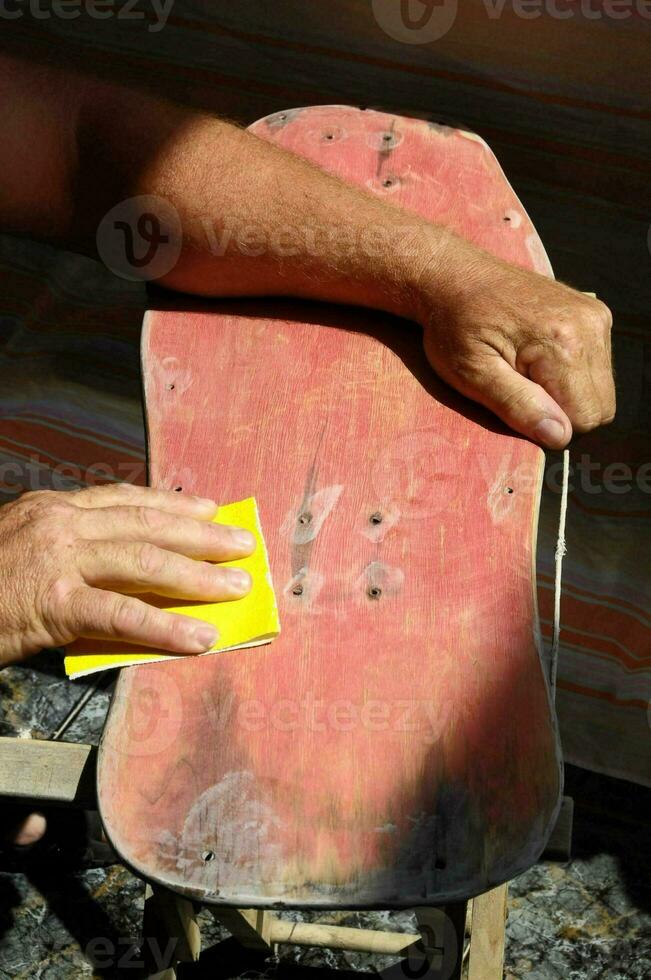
98,107,561,908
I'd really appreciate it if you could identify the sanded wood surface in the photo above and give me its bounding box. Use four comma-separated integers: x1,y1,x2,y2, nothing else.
98,106,561,908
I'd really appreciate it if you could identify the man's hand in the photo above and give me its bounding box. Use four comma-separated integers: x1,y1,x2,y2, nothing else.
0,484,255,667
417,243,615,448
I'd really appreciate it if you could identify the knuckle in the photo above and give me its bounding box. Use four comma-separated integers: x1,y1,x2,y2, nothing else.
16,492,75,542
450,349,487,384
572,413,602,433
71,485,103,504
39,578,78,642
578,300,612,339
165,612,191,644
110,596,147,637
136,543,165,579
136,505,166,535
41,577,71,613
592,298,613,330
549,324,584,361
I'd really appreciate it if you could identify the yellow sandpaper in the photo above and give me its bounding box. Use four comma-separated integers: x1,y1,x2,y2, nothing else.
64,497,279,679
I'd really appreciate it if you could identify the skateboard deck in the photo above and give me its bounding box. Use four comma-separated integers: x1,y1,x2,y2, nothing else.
97,106,562,909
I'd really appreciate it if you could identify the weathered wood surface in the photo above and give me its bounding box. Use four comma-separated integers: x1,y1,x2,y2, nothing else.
0,737,97,807
467,884,508,980
98,106,561,908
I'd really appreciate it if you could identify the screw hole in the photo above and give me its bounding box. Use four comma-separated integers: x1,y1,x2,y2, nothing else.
368,586,382,599
505,487,514,494
201,850,215,862
503,216,511,222
324,133,334,140
298,512,312,526
382,178,394,188
174,486,183,492
292,584,304,596
382,133,392,142
370,512,383,525
166,383,175,391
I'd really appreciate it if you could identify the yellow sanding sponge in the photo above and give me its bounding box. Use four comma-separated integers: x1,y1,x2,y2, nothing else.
64,497,280,679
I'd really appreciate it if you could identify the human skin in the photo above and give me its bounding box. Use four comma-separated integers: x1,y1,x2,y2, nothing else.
0,485,255,665
0,55,614,664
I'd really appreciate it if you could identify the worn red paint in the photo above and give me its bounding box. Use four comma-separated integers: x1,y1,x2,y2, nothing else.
97,107,561,908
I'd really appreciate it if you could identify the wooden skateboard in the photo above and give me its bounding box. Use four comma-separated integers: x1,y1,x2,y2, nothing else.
97,106,562,910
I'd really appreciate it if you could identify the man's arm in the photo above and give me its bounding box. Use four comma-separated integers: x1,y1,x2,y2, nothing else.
0,54,614,450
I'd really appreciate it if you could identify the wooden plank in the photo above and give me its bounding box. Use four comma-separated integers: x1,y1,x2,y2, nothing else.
467,884,508,980
268,918,418,954
0,737,96,807
98,106,562,909
211,908,273,951
142,884,200,977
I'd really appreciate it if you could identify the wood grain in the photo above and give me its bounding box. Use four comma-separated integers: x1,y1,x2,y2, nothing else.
97,107,561,908
0,737,97,807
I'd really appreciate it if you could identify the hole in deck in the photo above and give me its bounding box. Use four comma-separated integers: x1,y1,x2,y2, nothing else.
201,850,215,862
369,512,383,525
368,586,382,599
166,383,175,390
505,487,514,494
298,512,312,526
174,486,183,492
292,584,304,596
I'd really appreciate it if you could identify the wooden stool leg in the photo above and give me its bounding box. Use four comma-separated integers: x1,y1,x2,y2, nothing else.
142,884,201,979
210,907,275,951
467,883,508,980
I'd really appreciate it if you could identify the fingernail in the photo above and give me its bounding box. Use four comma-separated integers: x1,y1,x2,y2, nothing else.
227,569,252,593
192,625,219,651
194,496,218,512
228,528,256,551
534,418,566,447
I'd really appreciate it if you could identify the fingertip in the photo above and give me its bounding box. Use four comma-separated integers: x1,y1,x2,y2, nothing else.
187,624,219,652
191,496,220,517
533,417,571,449
226,527,256,553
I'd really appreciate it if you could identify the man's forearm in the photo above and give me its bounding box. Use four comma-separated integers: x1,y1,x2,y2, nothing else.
79,78,459,324
0,55,463,323
0,54,614,448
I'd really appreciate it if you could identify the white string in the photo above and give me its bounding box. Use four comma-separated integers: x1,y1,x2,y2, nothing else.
550,449,570,702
